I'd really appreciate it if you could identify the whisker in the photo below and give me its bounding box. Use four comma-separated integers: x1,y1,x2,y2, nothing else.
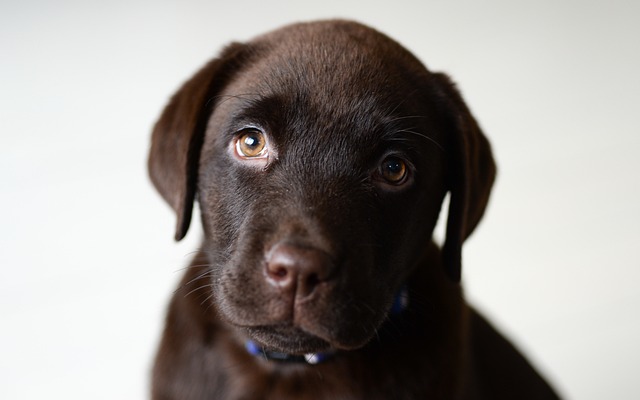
199,292,216,307
174,271,214,296
183,250,201,258
183,283,214,299
172,262,212,273
386,88,420,116
183,269,214,288
395,129,444,151
386,114,428,123
202,294,220,314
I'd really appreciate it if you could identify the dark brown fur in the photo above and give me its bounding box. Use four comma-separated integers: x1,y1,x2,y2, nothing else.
148,20,559,399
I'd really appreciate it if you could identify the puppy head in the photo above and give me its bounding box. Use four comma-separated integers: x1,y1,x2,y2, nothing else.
149,21,495,354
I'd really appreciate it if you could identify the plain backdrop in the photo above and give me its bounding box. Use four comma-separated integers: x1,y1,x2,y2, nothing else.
2,0,639,398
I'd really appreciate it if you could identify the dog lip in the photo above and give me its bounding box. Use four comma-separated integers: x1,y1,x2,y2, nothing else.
240,318,376,353
243,324,332,354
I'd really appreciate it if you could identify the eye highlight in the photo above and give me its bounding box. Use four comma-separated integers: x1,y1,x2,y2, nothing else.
377,156,410,186
235,129,268,158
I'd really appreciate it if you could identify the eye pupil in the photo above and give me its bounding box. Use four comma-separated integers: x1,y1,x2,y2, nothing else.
380,157,407,184
237,130,267,158
243,135,259,147
385,160,402,174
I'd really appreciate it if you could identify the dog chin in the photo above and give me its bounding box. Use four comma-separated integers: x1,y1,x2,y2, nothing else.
243,325,338,355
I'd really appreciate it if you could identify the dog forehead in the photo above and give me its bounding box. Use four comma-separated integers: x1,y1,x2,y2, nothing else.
216,28,431,152
246,22,421,106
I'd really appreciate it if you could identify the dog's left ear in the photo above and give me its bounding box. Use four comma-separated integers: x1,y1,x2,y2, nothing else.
148,43,247,240
430,73,497,282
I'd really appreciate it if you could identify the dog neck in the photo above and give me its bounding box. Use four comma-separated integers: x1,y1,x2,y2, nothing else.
244,286,409,365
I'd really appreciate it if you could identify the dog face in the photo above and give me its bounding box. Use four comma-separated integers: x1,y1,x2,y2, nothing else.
149,21,495,355
197,36,449,353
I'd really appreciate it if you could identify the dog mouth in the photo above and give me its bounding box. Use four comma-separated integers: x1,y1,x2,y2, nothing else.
243,324,333,355
229,288,406,356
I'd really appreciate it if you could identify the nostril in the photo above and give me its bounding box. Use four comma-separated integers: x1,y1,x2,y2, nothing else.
270,266,288,279
265,247,297,289
266,258,293,284
306,273,320,288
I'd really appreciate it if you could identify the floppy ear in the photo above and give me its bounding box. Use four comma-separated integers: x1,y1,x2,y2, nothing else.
431,73,496,282
148,43,247,240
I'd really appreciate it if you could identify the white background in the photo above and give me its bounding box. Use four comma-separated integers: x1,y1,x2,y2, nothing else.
2,0,639,398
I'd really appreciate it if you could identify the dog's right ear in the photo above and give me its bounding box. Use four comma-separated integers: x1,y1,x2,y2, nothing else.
148,43,247,241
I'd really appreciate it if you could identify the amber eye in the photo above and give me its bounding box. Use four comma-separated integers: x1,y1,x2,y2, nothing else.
379,156,408,184
235,129,267,158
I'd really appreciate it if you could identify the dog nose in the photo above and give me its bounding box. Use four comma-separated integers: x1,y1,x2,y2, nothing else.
265,243,334,298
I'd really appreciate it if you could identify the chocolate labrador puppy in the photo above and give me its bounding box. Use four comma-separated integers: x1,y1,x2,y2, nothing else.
148,20,559,399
